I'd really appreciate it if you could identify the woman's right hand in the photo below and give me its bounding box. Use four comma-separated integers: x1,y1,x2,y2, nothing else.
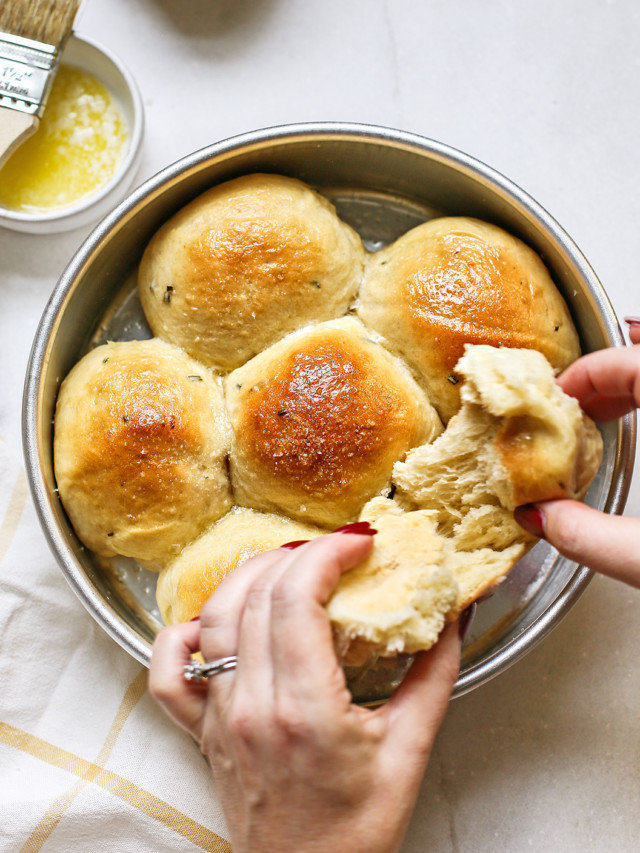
149,531,463,853
515,321,640,587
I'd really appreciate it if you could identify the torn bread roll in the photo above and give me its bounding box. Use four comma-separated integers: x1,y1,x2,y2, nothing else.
393,344,604,522
327,497,525,665
328,345,603,663
327,500,460,663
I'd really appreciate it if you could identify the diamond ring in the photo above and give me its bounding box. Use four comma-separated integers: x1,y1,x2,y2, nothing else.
183,655,238,683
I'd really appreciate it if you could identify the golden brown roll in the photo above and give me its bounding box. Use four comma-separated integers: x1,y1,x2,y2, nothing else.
156,507,325,624
357,216,581,422
328,345,603,663
53,338,232,570
138,173,366,371
224,317,442,528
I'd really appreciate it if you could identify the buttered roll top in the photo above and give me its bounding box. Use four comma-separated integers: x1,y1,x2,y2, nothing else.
156,507,325,625
138,173,366,372
225,317,442,528
358,217,581,423
53,338,232,570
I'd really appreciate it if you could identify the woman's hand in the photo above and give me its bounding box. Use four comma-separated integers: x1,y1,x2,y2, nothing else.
149,531,463,853
515,324,640,587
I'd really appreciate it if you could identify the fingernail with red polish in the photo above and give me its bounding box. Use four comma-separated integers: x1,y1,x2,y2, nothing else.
333,521,378,536
280,539,309,550
190,616,200,622
624,316,640,326
458,603,476,643
514,504,547,539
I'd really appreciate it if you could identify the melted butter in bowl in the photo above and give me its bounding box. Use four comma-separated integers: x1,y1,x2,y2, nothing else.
0,64,128,213
0,35,143,233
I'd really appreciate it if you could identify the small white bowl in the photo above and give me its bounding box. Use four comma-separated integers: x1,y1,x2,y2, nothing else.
0,34,144,234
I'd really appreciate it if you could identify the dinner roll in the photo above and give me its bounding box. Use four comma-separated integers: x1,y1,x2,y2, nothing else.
156,507,324,624
138,173,366,371
225,317,442,528
53,338,232,570
358,216,581,422
328,345,603,663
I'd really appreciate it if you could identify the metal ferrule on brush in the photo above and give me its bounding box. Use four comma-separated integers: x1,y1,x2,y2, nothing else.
0,32,58,117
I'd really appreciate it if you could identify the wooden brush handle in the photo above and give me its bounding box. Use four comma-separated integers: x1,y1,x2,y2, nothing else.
0,108,38,169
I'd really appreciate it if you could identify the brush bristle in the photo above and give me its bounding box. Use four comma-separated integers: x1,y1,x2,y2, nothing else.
0,0,80,48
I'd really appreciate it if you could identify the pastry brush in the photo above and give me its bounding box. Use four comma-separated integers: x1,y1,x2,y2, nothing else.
0,0,80,169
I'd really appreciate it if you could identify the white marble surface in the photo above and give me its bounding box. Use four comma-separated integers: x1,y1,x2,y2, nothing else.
1,0,639,850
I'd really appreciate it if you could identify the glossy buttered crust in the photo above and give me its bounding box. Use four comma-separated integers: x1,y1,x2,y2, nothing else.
156,507,324,625
138,173,366,372
53,339,232,570
357,216,581,423
225,317,442,528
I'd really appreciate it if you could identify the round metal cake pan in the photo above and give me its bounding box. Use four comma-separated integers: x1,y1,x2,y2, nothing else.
22,122,636,699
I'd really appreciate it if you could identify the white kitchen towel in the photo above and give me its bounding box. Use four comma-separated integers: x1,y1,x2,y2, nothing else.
0,435,231,852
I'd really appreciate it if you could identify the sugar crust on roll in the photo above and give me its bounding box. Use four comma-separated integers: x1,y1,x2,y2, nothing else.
357,217,581,423
138,173,366,372
53,338,232,570
225,317,442,528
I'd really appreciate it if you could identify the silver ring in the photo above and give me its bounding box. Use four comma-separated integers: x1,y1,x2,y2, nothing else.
183,655,238,683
